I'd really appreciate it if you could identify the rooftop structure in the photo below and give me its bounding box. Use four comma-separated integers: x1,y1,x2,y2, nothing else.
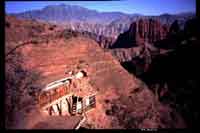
38,70,97,117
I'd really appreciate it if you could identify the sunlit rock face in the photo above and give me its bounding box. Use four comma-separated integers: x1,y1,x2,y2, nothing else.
111,19,169,48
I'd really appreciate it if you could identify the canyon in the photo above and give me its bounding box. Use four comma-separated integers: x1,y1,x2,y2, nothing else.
5,5,199,128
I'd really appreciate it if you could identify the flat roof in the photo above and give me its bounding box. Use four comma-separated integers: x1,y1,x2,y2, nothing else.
43,76,73,91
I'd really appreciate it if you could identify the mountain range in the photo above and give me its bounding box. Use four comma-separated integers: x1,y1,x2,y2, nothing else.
10,4,195,38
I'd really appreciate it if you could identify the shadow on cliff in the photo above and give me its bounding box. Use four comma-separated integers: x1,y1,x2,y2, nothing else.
140,18,200,128
110,30,138,48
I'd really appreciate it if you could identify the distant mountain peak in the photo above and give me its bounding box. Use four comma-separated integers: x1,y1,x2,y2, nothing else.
42,4,90,11
10,4,195,38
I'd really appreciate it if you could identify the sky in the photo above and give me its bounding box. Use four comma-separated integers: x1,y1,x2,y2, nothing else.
5,0,196,15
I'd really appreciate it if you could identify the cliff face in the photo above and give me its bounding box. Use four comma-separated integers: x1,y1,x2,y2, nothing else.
111,19,169,48
136,19,169,44
108,19,168,75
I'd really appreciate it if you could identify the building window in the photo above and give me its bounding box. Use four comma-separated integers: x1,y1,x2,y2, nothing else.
85,95,96,111
86,97,90,106
77,101,82,113
89,95,96,107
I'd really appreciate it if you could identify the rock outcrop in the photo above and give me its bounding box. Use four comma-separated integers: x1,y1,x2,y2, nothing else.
111,19,169,48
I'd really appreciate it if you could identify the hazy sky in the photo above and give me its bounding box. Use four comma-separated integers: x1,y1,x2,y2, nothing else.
5,0,196,15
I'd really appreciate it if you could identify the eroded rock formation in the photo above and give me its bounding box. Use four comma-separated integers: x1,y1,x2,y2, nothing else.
111,19,169,48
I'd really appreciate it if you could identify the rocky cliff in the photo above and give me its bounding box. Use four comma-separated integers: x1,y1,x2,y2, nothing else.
111,19,169,48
